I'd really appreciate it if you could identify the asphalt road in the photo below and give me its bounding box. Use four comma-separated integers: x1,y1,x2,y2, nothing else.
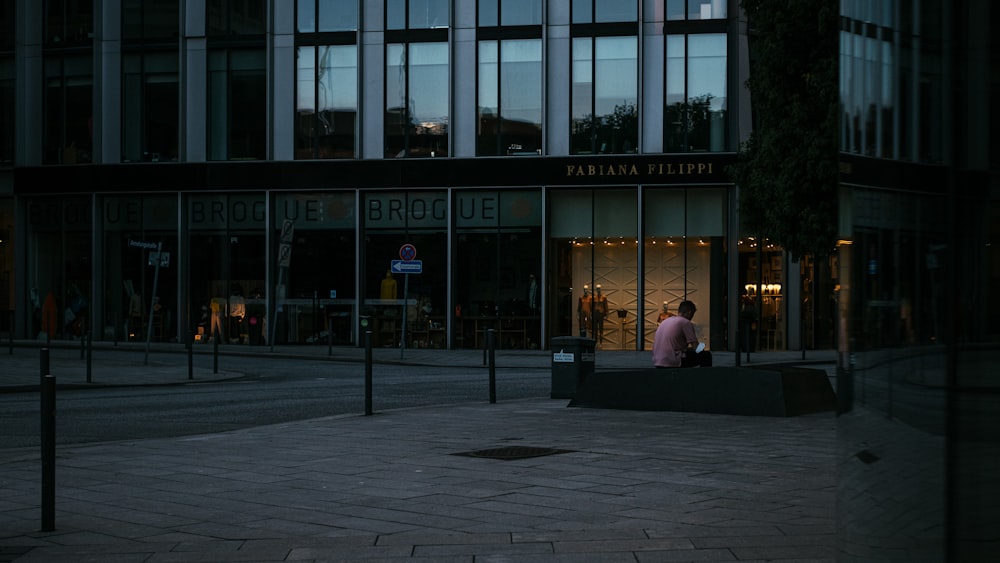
0,356,552,449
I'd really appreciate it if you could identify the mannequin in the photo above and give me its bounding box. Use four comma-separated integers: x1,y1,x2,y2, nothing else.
527,273,538,314
657,301,673,323
593,285,608,342
229,283,246,344
577,286,592,336
380,270,398,300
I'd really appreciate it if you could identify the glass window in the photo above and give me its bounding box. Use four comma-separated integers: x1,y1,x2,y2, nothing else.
387,0,449,30
571,36,638,154
477,39,542,155
122,52,179,162
298,0,359,32
209,49,267,160
664,33,727,152
188,194,266,345
296,45,359,159
666,0,727,21
44,55,93,164
362,191,448,348
45,0,94,45
385,42,449,158
0,58,12,165
25,197,93,341
102,195,179,342
122,0,179,41
479,0,543,26
207,0,266,36
455,190,543,350
572,0,637,23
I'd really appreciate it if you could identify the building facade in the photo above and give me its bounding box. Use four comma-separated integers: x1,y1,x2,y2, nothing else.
2,0,832,353
837,0,999,560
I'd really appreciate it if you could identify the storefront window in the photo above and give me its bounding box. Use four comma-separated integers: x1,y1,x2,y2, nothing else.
188,194,266,345
643,188,725,351
362,191,448,349
25,197,93,341
454,190,542,349
550,189,640,350
275,192,357,344
103,195,178,343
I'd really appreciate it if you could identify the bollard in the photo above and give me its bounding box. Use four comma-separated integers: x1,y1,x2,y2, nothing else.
482,326,489,366
187,330,194,380
40,347,49,385
86,332,92,383
735,327,741,367
213,327,219,374
487,329,496,404
41,373,55,532
364,330,373,416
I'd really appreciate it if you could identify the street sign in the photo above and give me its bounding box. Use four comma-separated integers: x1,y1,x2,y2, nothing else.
399,244,417,261
280,220,295,244
390,259,422,274
128,239,157,250
148,251,170,267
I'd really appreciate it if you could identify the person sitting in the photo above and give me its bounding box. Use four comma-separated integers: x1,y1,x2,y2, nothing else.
652,300,712,368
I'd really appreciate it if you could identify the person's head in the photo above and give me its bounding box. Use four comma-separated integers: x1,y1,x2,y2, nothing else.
677,300,697,319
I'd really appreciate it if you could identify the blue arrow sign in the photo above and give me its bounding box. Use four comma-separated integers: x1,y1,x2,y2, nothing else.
391,259,422,274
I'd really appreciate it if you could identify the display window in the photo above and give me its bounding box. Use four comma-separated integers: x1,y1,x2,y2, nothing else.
454,189,542,350
362,191,448,349
103,195,178,343
25,197,94,341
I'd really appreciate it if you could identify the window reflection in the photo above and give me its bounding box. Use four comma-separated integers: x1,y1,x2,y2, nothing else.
477,39,542,156
385,42,449,158
665,33,726,152
296,45,359,159
667,0,727,20
571,36,638,155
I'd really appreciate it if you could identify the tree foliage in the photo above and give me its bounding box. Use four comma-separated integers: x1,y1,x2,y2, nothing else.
728,0,839,260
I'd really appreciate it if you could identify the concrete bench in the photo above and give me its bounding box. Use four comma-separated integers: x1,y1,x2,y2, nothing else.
567,365,836,417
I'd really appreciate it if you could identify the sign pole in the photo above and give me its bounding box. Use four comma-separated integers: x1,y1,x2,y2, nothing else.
400,273,409,358
143,242,162,365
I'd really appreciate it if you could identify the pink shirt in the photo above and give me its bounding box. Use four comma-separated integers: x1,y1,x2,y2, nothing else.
652,315,698,367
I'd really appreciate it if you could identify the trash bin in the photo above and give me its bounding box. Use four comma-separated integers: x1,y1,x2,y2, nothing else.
550,336,596,399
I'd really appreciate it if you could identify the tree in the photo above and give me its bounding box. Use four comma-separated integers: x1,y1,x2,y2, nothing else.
728,0,839,260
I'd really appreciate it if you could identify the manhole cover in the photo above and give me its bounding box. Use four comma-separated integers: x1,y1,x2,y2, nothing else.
452,446,574,460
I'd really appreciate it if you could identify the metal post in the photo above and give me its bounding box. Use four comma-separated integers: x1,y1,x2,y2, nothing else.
735,327,741,367
328,316,333,356
187,330,194,380
488,329,496,404
40,348,49,385
213,327,219,374
86,332,92,383
8,310,12,354
41,373,55,532
144,241,163,365
364,331,373,416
